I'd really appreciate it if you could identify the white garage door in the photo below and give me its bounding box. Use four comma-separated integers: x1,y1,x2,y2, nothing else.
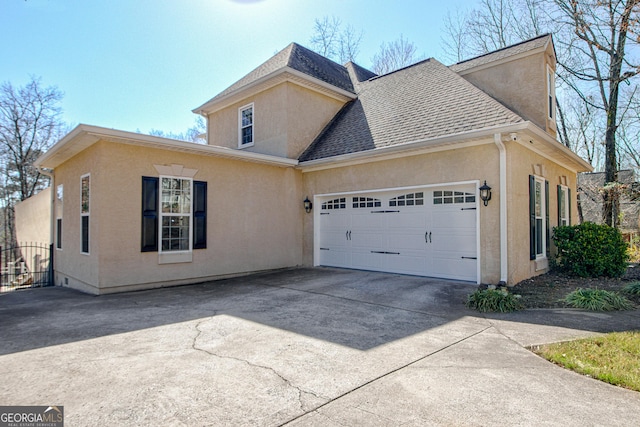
317,184,478,282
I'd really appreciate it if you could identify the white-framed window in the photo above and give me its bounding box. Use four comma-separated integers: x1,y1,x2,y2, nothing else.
80,174,90,254
56,184,63,250
390,192,424,207
530,175,548,259
238,103,254,148
558,185,570,226
547,65,556,122
160,176,192,252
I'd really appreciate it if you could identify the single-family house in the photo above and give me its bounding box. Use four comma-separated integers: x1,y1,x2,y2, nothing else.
34,34,592,294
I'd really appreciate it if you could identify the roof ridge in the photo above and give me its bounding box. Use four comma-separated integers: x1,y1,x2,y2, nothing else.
454,33,551,67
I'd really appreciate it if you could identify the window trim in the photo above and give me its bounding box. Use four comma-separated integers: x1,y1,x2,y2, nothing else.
529,175,549,261
56,184,63,250
547,65,556,122
557,184,571,226
238,103,254,148
80,174,90,255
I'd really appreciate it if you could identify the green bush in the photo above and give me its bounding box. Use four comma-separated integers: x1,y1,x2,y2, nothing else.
622,281,640,295
564,288,634,311
466,289,523,313
553,222,629,278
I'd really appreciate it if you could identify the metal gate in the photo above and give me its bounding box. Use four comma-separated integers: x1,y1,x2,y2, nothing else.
1,242,52,292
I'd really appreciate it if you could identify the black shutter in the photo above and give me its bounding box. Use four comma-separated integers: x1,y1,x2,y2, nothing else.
56,218,62,249
193,181,207,249
81,216,89,253
545,180,550,257
557,185,562,226
529,175,536,260
568,188,572,226
141,176,159,252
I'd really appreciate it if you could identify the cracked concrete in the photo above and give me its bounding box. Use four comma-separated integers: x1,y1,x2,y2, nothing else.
1,267,639,426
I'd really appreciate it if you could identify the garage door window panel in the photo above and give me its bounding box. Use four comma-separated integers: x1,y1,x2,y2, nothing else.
389,192,424,207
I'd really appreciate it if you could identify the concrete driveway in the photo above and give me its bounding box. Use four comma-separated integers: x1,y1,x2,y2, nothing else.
1,267,639,426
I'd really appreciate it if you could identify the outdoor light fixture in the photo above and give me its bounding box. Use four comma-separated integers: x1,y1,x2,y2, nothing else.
479,181,492,206
303,196,313,213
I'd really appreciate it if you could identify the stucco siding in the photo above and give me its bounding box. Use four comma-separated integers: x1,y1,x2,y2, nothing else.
14,187,51,245
301,142,503,284
506,140,578,284
207,82,345,159
53,140,303,294
460,49,556,136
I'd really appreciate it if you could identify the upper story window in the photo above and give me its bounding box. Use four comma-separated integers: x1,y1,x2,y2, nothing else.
238,103,254,148
547,66,556,122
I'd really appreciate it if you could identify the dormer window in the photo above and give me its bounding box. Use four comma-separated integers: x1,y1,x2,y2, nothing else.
547,66,556,122
239,103,254,148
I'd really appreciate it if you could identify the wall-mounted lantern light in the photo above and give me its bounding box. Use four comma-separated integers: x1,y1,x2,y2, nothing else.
479,181,492,206
303,196,313,213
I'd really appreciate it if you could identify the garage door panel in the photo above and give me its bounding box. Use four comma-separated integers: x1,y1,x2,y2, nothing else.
351,232,385,250
351,250,384,270
317,185,478,282
385,253,429,275
319,248,351,269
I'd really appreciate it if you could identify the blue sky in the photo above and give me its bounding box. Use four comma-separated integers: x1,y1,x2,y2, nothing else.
2,0,476,136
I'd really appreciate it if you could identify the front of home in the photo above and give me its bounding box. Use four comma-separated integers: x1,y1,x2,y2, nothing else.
34,35,592,294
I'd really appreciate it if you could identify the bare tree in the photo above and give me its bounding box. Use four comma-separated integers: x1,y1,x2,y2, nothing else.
552,0,640,227
0,76,64,202
309,16,363,64
148,116,207,144
371,35,422,75
441,0,549,63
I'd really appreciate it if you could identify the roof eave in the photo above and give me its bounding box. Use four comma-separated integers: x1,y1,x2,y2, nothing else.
298,122,592,174
35,124,299,169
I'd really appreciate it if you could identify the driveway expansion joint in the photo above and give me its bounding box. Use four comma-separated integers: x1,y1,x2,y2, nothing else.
279,324,493,426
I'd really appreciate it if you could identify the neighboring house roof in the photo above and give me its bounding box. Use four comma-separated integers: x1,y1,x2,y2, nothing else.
194,43,357,113
450,34,553,74
299,58,524,162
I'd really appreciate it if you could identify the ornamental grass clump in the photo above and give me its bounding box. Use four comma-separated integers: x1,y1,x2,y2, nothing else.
564,288,634,311
466,288,523,313
623,281,640,296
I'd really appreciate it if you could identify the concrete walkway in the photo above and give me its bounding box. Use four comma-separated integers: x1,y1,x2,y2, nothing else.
1,268,638,426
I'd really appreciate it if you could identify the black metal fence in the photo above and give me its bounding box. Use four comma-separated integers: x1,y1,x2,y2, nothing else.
0,242,52,292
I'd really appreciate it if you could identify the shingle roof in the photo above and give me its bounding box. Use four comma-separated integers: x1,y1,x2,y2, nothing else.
299,58,524,162
450,34,552,73
205,43,355,105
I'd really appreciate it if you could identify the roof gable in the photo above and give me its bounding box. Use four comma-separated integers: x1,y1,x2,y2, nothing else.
450,34,553,73
299,58,524,162
194,43,356,113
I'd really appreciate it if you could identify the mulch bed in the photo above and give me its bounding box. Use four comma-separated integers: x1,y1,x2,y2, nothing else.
506,264,640,309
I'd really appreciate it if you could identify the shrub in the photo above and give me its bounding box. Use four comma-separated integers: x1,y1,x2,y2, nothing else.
553,222,629,278
622,281,640,296
564,288,634,311
466,289,523,313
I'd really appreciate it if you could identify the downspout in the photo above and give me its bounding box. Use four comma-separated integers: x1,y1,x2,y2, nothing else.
494,133,508,285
